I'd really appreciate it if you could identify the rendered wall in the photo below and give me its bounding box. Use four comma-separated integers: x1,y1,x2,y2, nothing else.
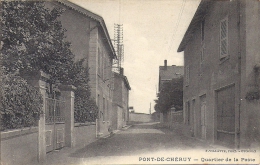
183,0,240,145
239,0,260,148
1,128,38,165
74,124,96,148
183,0,260,148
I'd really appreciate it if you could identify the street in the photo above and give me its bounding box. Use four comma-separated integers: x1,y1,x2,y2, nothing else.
45,122,213,165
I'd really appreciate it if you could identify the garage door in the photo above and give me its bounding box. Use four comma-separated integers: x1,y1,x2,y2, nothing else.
216,85,235,147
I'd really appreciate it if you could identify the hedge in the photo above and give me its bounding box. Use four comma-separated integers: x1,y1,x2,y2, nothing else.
1,73,43,131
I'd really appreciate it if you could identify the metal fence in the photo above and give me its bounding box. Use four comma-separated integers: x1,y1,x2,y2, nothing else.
45,98,65,124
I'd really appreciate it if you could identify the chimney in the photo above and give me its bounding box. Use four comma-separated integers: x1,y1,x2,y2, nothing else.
120,67,124,75
164,60,167,70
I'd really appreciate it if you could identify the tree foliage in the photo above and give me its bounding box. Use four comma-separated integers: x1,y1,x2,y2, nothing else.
154,77,183,113
69,59,98,123
2,1,74,83
1,1,98,126
1,74,43,130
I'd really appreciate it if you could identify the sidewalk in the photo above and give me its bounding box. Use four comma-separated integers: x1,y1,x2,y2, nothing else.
158,122,229,150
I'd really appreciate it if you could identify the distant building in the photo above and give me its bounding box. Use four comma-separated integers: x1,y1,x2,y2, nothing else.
111,68,131,130
158,60,184,92
157,60,184,122
45,0,117,137
178,0,260,148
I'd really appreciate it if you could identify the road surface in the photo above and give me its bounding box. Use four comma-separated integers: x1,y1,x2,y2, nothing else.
45,122,212,165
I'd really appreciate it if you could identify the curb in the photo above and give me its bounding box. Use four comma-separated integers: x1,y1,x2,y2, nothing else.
99,125,132,139
122,125,132,130
112,125,132,135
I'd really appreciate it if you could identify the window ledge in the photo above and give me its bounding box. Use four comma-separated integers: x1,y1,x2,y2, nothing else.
219,55,230,64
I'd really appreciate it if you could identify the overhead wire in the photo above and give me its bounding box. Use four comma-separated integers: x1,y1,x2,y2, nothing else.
167,0,186,55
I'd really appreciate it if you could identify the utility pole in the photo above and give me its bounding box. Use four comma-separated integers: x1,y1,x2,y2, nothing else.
149,102,151,114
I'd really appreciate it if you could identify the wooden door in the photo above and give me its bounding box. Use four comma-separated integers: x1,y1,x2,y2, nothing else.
200,95,206,139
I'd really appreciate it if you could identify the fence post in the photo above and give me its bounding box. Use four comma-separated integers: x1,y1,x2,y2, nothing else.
60,85,76,148
21,70,49,163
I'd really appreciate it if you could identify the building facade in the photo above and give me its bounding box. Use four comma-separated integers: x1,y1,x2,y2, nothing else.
111,69,131,130
178,0,260,148
45,0,117,137
158,60,184,92
158,60,184,122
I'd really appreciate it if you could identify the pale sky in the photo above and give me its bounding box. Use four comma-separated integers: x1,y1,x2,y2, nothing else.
69,0,200,114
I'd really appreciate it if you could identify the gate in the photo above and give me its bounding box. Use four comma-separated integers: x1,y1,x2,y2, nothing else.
45,98,65,152
216,85,235,147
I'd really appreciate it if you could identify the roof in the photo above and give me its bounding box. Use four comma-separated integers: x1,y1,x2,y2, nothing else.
159,66,184,80
113,72,131,90
123,76,131,90
177,0,212,52
57,0,117,59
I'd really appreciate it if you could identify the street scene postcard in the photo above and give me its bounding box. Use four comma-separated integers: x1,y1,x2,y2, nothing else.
0,0,260,164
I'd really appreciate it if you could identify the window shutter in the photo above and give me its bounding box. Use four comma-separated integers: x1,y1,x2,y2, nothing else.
220,18,228,58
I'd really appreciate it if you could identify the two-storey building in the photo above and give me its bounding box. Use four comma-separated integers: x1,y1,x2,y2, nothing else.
158,60,184,92
111,68,131,130
45,0,117,137
178,0,260,148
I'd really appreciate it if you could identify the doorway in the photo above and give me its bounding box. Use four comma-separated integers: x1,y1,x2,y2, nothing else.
200,95,206,139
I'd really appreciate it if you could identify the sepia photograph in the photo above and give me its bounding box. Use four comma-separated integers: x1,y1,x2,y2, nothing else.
0,0,259,164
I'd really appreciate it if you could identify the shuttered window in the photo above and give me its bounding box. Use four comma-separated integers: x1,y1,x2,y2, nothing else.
220,17,228,59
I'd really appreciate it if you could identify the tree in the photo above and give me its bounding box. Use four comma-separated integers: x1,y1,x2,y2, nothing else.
1,73,43,130
68,59,98,122
1,1,98,125
154,77,183,113
2,1,74,83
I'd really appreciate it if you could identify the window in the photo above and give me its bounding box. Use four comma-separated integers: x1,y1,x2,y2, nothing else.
185,65,190,86
220,17,228,59
186,101,190,125
98,48,101,75
97,94,100,118
101,51,103,79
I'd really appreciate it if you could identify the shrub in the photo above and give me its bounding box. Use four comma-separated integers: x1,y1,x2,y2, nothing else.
74,87,98,123
1,73,43,130
154,77,183,113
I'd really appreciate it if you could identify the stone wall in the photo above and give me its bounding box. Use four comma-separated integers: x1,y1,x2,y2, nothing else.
129,113,152,123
